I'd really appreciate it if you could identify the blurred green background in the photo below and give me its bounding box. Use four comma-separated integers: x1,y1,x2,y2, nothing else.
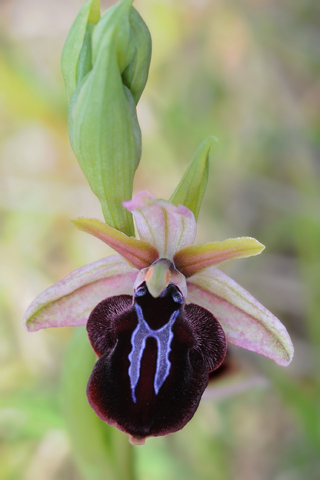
1,0,319,479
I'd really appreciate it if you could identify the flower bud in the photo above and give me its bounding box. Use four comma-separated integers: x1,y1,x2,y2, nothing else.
62,0,151,236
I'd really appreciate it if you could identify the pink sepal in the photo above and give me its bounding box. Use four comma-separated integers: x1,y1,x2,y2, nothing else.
187,267,294,366
24,255,138,331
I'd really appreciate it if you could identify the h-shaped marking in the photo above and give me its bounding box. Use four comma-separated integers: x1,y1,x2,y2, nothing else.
128,303,179,403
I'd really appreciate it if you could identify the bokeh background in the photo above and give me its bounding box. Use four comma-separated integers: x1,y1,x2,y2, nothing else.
1,0,319,479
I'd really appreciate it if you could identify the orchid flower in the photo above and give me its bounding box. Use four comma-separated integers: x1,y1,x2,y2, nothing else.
24,191,293,445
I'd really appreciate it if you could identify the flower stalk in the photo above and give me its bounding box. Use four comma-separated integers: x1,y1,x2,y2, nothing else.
62,327,136,480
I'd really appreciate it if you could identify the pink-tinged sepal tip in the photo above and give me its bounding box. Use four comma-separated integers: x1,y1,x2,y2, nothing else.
23,255,139,332
187,267,294,367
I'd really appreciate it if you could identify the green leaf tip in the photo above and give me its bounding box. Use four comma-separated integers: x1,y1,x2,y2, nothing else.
88,0,100,24
170,136,218,220
61,0,101,102
62,0,151,237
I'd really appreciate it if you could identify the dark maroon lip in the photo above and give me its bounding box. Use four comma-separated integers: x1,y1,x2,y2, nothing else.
86,282,226,440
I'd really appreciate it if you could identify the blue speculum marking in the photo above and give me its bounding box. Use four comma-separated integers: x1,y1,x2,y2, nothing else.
128,303,179,403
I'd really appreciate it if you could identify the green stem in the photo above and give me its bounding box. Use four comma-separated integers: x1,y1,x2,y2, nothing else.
111,428,137,480
61,327,136,480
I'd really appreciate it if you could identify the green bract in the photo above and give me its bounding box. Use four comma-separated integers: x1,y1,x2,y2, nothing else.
62,0,151,236
170,136,217,220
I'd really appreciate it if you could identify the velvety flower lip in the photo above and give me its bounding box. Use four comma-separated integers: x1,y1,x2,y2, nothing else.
86,280,226,442
23,190,294,443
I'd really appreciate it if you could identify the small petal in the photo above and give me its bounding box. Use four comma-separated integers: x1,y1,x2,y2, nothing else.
175,237,265,277
24,255,138,331
73,217,159,269
187,267,294,366
123,191,197,259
